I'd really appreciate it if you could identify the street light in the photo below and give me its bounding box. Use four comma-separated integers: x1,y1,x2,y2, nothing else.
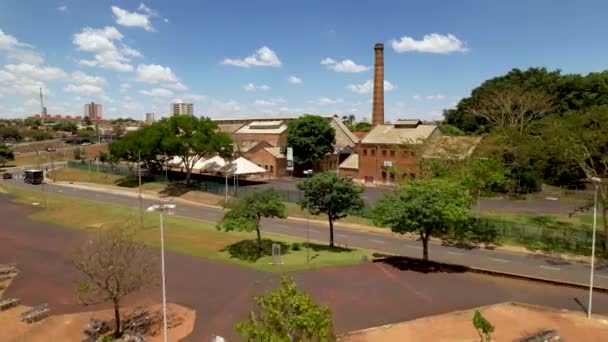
147,201,176,342
303,169,313,263
588,176,602,318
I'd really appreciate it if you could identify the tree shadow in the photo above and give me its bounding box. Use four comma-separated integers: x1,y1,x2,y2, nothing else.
222,239,291,262
114,175,140,188
440,240,481,250
373,255,469,274
159,182,197,197
308,243,353,253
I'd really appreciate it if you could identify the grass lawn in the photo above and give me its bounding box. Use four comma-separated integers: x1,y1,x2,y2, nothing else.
0,182,371,272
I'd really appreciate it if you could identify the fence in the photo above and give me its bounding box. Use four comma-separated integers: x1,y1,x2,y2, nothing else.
454,216,606,256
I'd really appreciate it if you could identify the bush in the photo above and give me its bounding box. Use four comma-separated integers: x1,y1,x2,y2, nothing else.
223,239,290,262
440,124,465,136
291,242,302,251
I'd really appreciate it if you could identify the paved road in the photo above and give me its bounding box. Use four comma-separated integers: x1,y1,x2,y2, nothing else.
3,176,608,290
2,196,608,341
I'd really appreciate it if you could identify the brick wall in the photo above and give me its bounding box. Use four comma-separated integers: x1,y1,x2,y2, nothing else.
242,146,287,179
357,144,420,184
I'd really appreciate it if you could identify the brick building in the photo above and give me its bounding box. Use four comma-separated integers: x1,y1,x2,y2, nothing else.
339,119,440,184
214,115,358,179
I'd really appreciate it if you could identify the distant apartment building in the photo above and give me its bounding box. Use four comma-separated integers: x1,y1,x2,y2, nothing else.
170,102,193,116
84,102,102,120
145,112,156,124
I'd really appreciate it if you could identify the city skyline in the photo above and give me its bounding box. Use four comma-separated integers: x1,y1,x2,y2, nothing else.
1,1,607,120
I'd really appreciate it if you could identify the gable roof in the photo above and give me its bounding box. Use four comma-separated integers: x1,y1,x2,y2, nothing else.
339,153,359,170
362,123,437,145
422,136,482,160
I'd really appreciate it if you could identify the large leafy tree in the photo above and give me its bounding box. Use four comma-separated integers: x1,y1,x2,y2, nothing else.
287,115,335,169
236,276,335,341
298,172,363,247
537,105,608,253
162,115,232,184
373,179,473,261
73,225,156,338
109,124,169,173
217,189,286,257
445,68,608,133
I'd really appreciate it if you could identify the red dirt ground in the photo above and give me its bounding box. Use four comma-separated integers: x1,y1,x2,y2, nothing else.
2,194,608,341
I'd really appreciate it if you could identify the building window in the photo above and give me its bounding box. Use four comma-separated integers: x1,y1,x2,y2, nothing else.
382,149,387,156
371,149,376,156
363,149,367,156
390,150,395,157
402,150,409,157
381,170,387,181
270,165,274,173
264,165,268,170
410,151,416,157
390,172,395,182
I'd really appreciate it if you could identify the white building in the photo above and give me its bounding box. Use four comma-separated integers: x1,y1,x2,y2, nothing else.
145,112,155,124
84,102,102,120
170,102,193,116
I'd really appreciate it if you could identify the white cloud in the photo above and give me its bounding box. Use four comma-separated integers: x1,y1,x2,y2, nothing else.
73,26,140,72
140,88,174,97
254,98,286,106
167,82,188,91
119,83,131,93
312,97,344,105
64,84,105,96
123,102,145,112
138,3,159,16
5,63,67,80
57,5,68,12
426,94,447,100
71,71,107,86
347,80,394,94
288,76,302,84
181,93,208,101
391,33,468,54
320,58,336,65
222,46,281,68
321,58,369,72
243,83,270,91
164,18,169,23
111,6,154,32
0,29,44,64
135,64,178,83
412,95,421,101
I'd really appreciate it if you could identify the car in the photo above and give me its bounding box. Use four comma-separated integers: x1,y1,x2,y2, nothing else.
2,172,12,179
47,147,57,152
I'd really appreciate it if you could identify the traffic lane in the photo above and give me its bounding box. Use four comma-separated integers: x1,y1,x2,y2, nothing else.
262,220,608,287
7,179,608,288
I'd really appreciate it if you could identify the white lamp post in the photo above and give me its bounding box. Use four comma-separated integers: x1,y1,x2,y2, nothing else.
147,201,176,342
588,176,602,318
303,169,313,262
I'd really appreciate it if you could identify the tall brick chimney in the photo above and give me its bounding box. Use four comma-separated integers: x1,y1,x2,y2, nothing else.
372,43,384,126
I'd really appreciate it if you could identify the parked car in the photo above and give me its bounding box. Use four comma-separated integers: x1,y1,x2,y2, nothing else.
47,147,57,152
2,172,12,179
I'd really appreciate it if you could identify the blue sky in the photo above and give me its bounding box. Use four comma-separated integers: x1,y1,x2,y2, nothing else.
1,0,607,121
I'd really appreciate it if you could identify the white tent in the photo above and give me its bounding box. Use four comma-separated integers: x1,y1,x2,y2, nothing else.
229,157,267,175
167,156,184,167
195,156,267,175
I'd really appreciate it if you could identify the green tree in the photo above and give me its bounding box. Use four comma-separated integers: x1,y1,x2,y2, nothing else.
109,124,170,174
373,179,473,261
217,189,286,257
162,115,232,184
353,121,372,132
236,276,335,342
537,105,608,253
0,144,14,161
298,172,363,247
23,118,41,128
83,116,92,126
287,115,335,169
473,310,494,342
52,122,78,134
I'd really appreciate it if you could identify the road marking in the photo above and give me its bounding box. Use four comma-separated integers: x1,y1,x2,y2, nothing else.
539,265,561,271
406,245,422,250
370,239,386,244
596,275,608,279
309,229,320,233
491,258,510,263
336,233,348,238
447,251,464,256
